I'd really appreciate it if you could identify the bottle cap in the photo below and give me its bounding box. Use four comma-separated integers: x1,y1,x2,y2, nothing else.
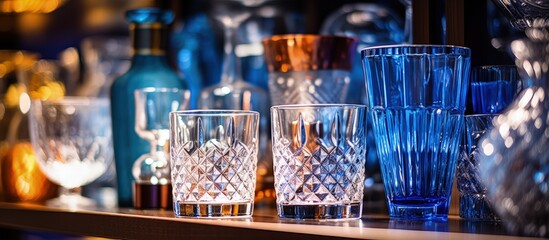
132,182,172,209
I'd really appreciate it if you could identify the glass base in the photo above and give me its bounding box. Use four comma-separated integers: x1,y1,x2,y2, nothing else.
173,201,253,218
387,199,450,220
459,195,500,221
46,193,97,210
277,202,362,220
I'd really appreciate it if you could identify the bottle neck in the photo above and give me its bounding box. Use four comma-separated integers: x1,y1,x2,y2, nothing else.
130,22,168,56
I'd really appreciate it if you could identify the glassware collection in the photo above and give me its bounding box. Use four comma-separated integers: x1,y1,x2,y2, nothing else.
1,1,548,237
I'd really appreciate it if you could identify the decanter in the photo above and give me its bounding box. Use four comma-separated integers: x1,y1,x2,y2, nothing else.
110,8,190,207
478,0,549,236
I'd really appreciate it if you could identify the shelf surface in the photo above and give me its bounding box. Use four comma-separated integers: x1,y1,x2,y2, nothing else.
0,202,540,240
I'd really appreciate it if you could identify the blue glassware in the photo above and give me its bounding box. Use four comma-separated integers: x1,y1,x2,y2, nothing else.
171,13,223,107
471,66,521,114
110,8,189,207
362,45,471,220
458,114,500,221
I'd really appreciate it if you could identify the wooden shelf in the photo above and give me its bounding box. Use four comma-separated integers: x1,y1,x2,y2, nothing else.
0,202,541,240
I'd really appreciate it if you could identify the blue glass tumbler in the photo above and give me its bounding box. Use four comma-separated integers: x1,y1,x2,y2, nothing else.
362,45,471,220
471,65,521,114
457,114,500,221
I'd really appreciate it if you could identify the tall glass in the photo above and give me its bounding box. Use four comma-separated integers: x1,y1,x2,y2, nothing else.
362,45,471,220
271,104,367,219
170,110,259,217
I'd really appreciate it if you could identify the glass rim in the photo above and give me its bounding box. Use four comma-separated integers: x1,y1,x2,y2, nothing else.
134,87,183,94
32,97,109,105
361,44,471,57
170,109,259,117
271,103,367,110
261,34,356,44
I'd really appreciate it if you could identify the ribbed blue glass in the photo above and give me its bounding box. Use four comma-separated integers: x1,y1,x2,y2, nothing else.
362,45,470,220
110,8,188,207
471,65,521,114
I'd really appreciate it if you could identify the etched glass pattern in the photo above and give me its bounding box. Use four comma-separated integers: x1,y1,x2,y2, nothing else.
172,140,256,203
457,114,499,221
170,110,259,217
271,104,366,219
268,70,350,105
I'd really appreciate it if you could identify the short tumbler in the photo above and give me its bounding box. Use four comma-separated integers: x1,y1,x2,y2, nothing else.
362,45,471,220
471,65,521,114
170,110,260,217
271,104,367,219
457,114,499,221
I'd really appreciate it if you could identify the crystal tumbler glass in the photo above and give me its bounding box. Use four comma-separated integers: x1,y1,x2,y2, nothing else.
362,45,471,220
170,110,259,217
457,114,500,221
471,65,522,114
271,104,367,219
262,35,356,105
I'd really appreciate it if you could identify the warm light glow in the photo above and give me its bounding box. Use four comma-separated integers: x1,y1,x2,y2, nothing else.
1,0,65,13
4,83,26,107
2,142,58,202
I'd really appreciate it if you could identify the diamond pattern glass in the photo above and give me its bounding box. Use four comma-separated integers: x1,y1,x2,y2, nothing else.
457,114,500,221
271,104,366,219
170,110,259,217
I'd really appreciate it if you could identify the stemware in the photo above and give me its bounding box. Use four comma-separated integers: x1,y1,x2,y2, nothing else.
199,0,269,113
29,97,112,208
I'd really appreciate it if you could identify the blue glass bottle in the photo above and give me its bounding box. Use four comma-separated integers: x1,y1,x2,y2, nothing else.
110,8,188,207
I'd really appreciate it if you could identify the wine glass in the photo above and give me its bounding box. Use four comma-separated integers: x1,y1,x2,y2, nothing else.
29,97,113,209
132,88,189,187
199,0,270,111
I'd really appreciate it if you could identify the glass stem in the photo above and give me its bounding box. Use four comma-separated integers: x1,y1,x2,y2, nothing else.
221,24,242,84
150,139,166,156
59,186,82,197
